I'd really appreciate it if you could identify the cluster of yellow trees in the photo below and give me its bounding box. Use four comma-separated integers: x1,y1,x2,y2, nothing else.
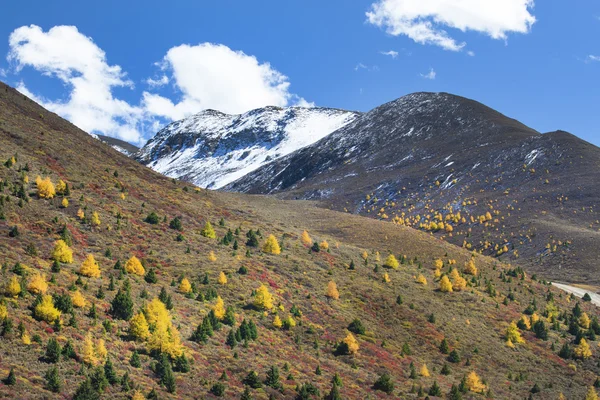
129,298,183,358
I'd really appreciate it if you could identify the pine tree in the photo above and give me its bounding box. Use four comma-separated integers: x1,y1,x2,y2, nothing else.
130,350,141,367
110,287,134,320
348,318,366,335
243,370,262,388
104,358,118,385
326,281,340,300
4,367,16,385
45,337,61,363
241,386,254,400
262,234,281,255
44,366,61,393
80,254,101,278
373,372,394,394
72,377,98,400
265,365,282,389
52,240,73,263
439,338,449,354
429,381,442,396
254,285,274,310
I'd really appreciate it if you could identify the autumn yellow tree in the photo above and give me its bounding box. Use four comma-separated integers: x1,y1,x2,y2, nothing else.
5,275,21,298
273,315,283,328
320,240,329,251
466,371,486,392
144,297,183,357
218,272,227,285
179,277,192,293
72,290,86,308
91,211,101,226
27,273,48,295
342,333,359,354
52,240,73,263
96,338,107,362
82,333,98,365
434,259,444,269
77,208,85,220
262,234,281,255
201,221,216,238
464,259,478,276
505,321,524,345
420,364,430,377
580,313,591,329
574,338,592,359
213,296,226,319
125,256,145,275
450,268,467,291
129,312,150,341
254,285,274,310
326,281,340,300
301,230,312,246
55,179,67,195
34,295,61,323
382,273,391,283
208,251,217,262
383,254,400,269
0,303,8,321
361,250,369,261
439,275,453,292
61,198,69,208
80,254,101,278
416,274,427,285
586,387,599,400
37,177,56,199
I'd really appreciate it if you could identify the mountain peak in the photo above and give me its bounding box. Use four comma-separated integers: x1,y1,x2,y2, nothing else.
135,105,360,189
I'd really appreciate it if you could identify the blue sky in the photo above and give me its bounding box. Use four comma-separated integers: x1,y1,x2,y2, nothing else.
1,0,599,147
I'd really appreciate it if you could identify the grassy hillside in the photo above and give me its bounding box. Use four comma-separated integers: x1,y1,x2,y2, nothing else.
1,81,600,399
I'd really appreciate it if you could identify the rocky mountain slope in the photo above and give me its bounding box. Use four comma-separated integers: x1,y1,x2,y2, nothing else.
225,93,600,284
135,107,359,189
95,134,140,156
3,81,600,399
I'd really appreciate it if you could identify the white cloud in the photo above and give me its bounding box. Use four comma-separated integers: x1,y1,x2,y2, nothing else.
354,63,379,72
141,43,308,120
366,0,536,51
380,50,399,59
7,25,145,143
145,75,169,87
7,26,310,144
588,55,600,62
420,68,436,80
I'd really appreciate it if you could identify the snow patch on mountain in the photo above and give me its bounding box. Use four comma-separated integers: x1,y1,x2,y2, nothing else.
136,106,360,189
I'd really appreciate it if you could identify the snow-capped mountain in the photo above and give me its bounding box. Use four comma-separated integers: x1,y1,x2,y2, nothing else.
135,106,360,189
